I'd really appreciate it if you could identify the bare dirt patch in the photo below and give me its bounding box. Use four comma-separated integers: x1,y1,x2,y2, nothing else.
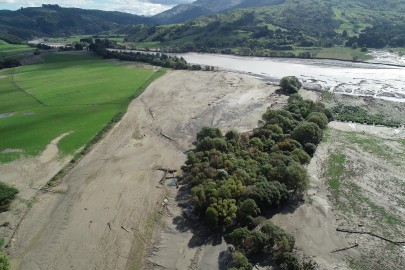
0,113,15,119
1,149,23,154
322,124,405,269
0,133,72,258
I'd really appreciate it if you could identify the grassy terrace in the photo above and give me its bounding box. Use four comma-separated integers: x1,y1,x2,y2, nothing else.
0,52,164,162
0,40,34,58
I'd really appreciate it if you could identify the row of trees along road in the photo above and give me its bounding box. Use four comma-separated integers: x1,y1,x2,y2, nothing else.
181,78,331,269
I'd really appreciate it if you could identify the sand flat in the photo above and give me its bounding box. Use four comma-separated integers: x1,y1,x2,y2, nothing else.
7,70,283,270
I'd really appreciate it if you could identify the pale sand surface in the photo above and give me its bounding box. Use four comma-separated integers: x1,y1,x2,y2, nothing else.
0,132,72,255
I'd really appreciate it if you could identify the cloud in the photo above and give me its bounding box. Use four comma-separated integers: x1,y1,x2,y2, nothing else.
148,0,193,4
0,0,196,15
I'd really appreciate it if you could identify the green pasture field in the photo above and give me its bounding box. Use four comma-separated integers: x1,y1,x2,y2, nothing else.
0,40,34,58
0,52,164,162
315,47,372,61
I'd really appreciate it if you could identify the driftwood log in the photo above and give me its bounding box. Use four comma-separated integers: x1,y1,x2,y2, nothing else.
160,132,175,142
149,108,155,119
331,243,359,253
337,228,405,246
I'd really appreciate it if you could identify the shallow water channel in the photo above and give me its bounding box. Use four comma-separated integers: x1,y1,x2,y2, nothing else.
176,53,405,102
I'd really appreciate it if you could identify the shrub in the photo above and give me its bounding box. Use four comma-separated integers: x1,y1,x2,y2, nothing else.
229,251,252,270
278,252,300,270
0,251,10,270
283,162,309,193
306,112,328,130
291,122,322,146
197,127,223,142
228,227,251,248
0,182,18,212
280,76,302,94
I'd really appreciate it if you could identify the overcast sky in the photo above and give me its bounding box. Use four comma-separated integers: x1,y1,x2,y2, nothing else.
0,0,195,15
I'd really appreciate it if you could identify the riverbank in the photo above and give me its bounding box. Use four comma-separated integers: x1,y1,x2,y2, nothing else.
114,47,405,68
4,68,404,269
5,70,286,270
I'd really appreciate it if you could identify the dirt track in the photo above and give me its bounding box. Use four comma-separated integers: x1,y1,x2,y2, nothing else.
6,70,283,270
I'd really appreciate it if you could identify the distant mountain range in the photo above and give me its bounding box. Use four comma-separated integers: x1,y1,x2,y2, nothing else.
0,1,287,43
1,0,404,52
126,0,405,52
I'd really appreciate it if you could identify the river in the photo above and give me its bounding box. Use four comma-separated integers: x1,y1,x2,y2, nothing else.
32,41,405,102
174,53,405,102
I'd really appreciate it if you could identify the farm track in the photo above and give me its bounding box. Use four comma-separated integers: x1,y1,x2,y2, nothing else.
11,68,45,106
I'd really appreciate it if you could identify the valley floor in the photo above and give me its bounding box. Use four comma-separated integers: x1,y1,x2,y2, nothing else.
5,70,284,269
3,69,405,270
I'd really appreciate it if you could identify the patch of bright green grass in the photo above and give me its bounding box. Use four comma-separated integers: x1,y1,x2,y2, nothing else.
0,69,40,113
0,40,34,58
316,47,372,61
127,41,161,49
340,131,403,160
325,152,346,197
0,53,163,162
15,54,153,105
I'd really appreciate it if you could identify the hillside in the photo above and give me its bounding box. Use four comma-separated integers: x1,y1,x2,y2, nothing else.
153,0,284,24
0,4,154,43
152,0,245,24
126,0,405,56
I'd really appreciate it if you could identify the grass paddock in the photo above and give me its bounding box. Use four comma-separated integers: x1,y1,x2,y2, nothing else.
0,52,164,162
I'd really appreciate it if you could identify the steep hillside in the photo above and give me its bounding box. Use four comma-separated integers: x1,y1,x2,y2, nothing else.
153,0,286,24
0,4,154,43
152,0,246,24
126,0,405,55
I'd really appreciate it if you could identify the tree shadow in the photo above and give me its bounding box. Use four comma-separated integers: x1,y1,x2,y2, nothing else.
218,249,232,270
275,88,294,96
262,195,305,219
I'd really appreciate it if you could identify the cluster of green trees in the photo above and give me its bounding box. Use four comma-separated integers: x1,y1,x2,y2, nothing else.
345,22,405,49
0,5,153,42
124,19,320,58
182,91,331,269
0,58,21,70
227,223,300,270
89,41,206,70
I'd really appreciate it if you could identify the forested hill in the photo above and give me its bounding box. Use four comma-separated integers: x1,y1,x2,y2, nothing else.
0,4,153,43
152,0,284,24
126,0,405,53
